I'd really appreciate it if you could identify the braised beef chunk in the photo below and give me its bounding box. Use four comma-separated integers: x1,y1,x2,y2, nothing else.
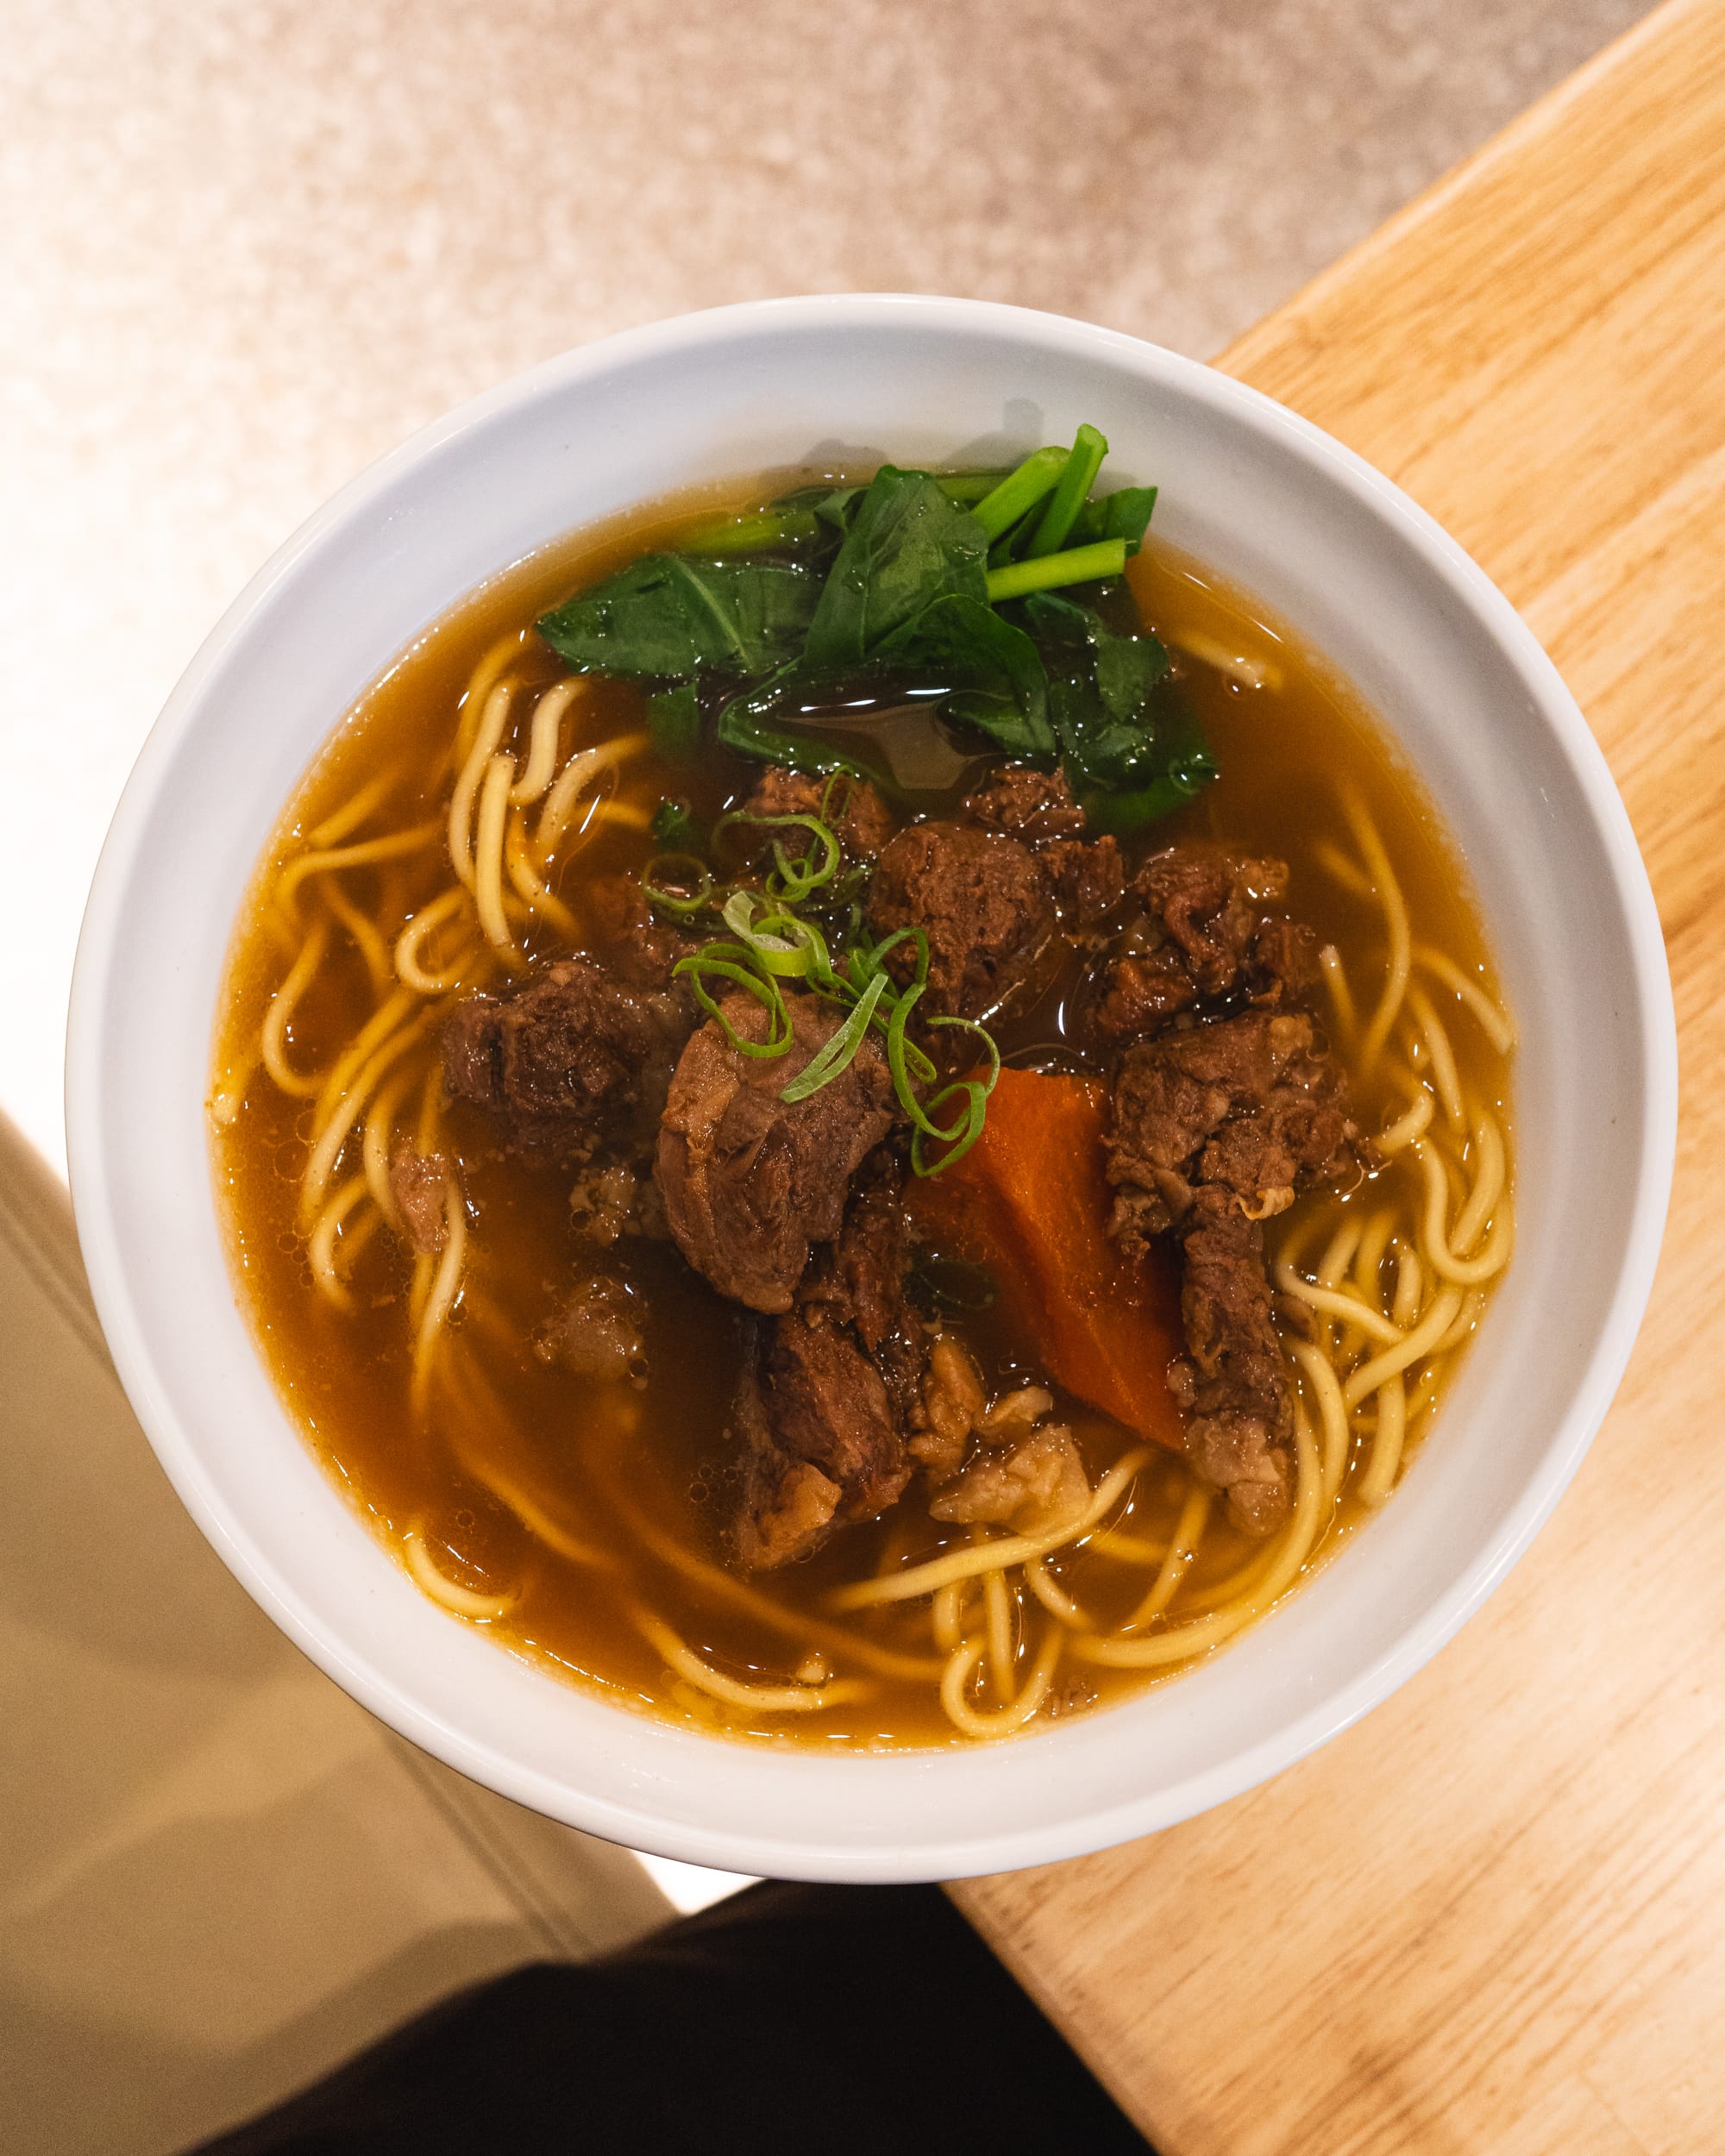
963,765,1088,844
864,822,1055,1021
1107,1010,1372,1533
656,992,897,1313
1082,843,1322,1047
442,956,684,1161
1248,914,1322,1005
743,766,896,860
797,1151,911,1357
583,874,700,991
1169,1194,1293,1536
389,1145,458,1256
1107,1012,1370,1250
1084,949,1202,1044
732,1150,930,1569
963,768,1122,930
736,1291,913,1571
1136,845,1287,993
731,1366,844,1571
1044,834,1126,927
758,1317,909,1518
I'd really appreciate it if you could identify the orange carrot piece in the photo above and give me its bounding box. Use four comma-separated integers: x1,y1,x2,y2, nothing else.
908,1068,1186,1453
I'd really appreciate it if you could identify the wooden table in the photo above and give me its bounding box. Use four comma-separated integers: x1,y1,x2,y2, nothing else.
954,5,1725,2151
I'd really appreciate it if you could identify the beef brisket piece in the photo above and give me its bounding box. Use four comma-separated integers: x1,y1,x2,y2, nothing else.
442,956,689,1162
742,765,896,861
1170,1194,1297,1536
963,765,1088,845
733,1151,927,1570
1108,1011,1368,1248
736,1316,913,1569
656,991,896,1313
731,1371,844,1572
863,821,1056,1022
1107,1010,1372,1534
1044,834,1126,927
1082,843,1321,1049
963,766,1125,930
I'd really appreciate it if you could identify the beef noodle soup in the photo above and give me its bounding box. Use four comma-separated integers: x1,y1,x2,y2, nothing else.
210,440,1514,1747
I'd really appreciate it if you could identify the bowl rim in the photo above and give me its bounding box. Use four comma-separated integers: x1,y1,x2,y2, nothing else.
66,293,1678,1880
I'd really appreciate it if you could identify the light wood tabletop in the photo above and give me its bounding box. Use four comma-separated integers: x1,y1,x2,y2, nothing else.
953,4,1725,2152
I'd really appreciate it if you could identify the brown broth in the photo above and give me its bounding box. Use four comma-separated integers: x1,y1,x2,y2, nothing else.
210,475,1513,1749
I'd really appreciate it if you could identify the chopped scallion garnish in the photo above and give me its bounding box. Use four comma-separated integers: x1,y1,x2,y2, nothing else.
645,802,994,1164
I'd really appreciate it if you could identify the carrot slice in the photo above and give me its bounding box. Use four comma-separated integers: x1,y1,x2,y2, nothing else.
907,1067,1186,1452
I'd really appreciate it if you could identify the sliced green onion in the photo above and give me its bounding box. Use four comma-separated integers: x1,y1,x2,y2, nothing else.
984,538,1128,604
780,970,890,1103
888,987,967,1142
718,890,837,981
861,921,931,992
713,806,842,901
1026,424,1108,558
972,447,1068,542
927,1013,1002,1094
639,854,713,916
674,948,793,1056
913,1081,989,1175
655,840,1001,1163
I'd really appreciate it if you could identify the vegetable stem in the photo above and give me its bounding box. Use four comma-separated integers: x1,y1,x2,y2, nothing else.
1026,425,1108,558
971,448,1067,541
984,538,1127,603
677,509,822,555
935,471,1010,505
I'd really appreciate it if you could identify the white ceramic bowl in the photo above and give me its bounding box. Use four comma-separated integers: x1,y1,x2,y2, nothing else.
67,296,1676,1882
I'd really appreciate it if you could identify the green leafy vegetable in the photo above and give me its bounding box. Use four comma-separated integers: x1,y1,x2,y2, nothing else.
713,674,877,779
1070,485,1157,555
935,470,1011,505
645,681,702,761
802,466,991,673
1078,682,1219,833
538,425,1195,841
875,593,1056,760
1026,591,1173,790
537,555,819,680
